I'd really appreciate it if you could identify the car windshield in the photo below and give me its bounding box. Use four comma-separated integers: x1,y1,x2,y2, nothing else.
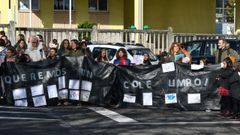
127,48,158,61
92,47,117,61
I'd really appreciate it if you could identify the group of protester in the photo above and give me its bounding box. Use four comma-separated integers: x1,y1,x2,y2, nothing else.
213,38,240,120
1,30,240,119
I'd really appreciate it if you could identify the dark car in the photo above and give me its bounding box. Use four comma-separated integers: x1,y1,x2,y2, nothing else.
184,39,240,64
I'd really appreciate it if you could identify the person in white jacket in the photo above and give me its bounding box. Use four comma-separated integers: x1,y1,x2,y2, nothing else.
25,36,46,62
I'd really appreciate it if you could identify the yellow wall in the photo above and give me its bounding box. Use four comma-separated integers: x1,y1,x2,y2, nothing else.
108,0,124,29
124,0,134,29
0,0,18,24
40,0,54,28
144,0,216,33
76,0,89,25
0,0,9,23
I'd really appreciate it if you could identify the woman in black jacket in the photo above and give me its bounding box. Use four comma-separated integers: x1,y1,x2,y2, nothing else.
229,63,240,119
216,57,234,117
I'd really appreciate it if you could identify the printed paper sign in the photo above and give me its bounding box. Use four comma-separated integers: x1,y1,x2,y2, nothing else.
58,76,66,89
191,64,204,70
69,90,80,100
132,55,144,65
69,79,80,90
31,84,44,96
81,80,92,91
13,88,27,100
14,99,28,107
32,95,47,107
165,93,177,104
58,89,68,100
80,90,91,102
47,85,58,99
143,92,152,106
188,93,201,104
123,94,136,103
162,62,175,73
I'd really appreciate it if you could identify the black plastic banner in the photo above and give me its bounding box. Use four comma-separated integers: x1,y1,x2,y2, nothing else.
1,57,221,110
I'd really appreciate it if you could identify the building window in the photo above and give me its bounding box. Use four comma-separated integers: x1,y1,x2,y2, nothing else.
54,0,75,10
216,0,235,23
19,0,39,10
89,0,108,11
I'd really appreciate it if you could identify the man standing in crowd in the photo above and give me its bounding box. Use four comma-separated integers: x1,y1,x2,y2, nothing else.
25,36,46,62
215,37,238,64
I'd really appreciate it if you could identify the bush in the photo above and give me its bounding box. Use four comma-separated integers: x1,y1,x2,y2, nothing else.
78,22,96,41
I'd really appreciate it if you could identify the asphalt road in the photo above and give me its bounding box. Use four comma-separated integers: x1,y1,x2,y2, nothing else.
0,105,240,135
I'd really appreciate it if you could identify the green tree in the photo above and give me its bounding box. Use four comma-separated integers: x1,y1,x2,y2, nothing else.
225,0,235,22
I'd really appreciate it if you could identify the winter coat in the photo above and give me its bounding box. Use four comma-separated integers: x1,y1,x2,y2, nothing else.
217,68,235,90
215,48,238,64
229,71,240,100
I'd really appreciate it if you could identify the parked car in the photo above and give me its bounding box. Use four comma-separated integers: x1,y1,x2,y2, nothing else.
87,43,159,65
183,39,240,64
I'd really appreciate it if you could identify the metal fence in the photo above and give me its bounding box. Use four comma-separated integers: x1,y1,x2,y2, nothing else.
2,22,240,54
0,21,15,44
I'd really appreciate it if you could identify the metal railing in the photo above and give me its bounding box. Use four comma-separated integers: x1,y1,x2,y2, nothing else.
1,22,240,55
16,27,92,44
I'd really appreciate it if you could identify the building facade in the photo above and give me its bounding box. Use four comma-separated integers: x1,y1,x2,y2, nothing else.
0,0,235,33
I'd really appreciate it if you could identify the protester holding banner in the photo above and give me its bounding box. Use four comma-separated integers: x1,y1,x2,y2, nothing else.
216,57,234,117
0,39,7,65
25,36,46,62
47,48,58,60
113,48,131,66
169,42,191,64
4,47,16,62
95,48,109,63
66,39,84,57
14,34,25,48
143,53,151,65
57,39,70,56
215,37,238,64
228,63,240,119
199,57,208,65
80,40,93,58
0,31,5,39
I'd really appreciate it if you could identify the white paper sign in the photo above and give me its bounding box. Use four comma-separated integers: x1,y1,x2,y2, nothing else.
80,90,91,102
191,64,204,70
14,99,28,107
59,89,68,99
188,93,201,104
69,90,80,100
132,55,144,65
47,85,58,99
58,76,66,89
162,62,175,73
81,80,92,91
143,93,152,106
31,84,44,96
69,79,80,90
165,93,177,104
123,94,136,103
32,95,47,107
13,88,27,100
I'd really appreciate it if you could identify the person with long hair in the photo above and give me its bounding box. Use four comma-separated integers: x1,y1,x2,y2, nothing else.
216,57,234,117
95,49,109,63
169,42,191,63
113,48,131,66
58,39,70,56
66,39,84,57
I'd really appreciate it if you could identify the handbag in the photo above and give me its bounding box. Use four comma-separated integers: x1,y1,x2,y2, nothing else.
217,86,229,96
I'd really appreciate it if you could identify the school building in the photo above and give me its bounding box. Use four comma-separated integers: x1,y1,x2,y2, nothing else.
0,0,239,33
